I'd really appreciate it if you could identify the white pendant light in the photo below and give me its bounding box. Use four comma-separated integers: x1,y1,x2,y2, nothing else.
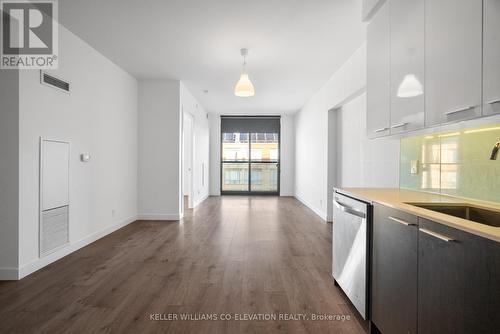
397,74,423,98
234,48,255,97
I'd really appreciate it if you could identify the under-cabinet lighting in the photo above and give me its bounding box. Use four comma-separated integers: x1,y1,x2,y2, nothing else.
438,132,461,138
464,126,500,134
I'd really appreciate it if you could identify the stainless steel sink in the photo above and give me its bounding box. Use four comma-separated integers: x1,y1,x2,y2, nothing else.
405,203,500,228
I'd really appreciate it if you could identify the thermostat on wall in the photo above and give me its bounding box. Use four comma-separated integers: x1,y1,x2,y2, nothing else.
80,154,91,162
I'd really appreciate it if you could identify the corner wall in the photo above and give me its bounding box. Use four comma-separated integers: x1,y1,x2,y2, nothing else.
294,43,400,220
208,114,221,196
180,84,210,208
17,25,139,278
138,80,182,219
279,114,296,196
0,70,20,280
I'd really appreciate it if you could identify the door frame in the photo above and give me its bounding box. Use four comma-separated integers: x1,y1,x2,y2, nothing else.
182,112,195,209
219,116,281,196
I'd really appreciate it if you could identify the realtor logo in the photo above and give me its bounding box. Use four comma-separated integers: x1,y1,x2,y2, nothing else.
1,0,58,69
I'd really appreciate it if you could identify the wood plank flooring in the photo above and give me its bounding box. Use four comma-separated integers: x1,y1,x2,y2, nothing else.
0,196,367,334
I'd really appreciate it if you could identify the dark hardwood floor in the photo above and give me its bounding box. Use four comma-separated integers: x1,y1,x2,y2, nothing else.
0,196,367,334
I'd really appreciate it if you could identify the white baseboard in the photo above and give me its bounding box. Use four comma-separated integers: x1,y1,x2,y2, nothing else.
294,194,327,221
17,215,137,280
0,267,19,280
193,193,209,208
137,213,181,221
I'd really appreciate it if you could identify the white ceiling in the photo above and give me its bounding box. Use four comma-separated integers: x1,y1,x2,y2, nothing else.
59,0,366,114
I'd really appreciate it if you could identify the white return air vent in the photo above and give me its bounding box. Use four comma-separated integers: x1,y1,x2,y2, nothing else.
41,206,69,256
40,71,70,93
40,139,70,257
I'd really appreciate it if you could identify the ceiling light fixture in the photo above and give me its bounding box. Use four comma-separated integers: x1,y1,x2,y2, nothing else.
234,48,255,97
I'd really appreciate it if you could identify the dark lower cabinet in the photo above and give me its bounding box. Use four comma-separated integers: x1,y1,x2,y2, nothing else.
371,205,500,334
372,204,418,334
418,218,500,334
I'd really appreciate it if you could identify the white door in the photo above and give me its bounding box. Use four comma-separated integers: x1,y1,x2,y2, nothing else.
389,0,425,134
367,1,391,138
425,0,482,126
483,0,500,116
183,113,194,208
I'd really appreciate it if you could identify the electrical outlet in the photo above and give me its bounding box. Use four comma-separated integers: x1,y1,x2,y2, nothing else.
111,209,116,218
410,160,419,174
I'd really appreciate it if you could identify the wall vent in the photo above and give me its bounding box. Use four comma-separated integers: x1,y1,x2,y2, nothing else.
40,71,70,93
40,206,69,256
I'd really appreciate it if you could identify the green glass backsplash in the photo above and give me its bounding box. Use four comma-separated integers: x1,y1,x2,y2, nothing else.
400,124,500,203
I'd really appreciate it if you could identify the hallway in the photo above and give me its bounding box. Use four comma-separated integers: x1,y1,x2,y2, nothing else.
0,197,367,334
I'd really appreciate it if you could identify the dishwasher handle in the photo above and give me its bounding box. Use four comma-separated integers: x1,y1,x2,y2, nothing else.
334,200,366,219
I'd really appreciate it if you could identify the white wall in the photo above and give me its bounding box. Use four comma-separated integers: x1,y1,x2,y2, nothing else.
0,70,20,280
280,115,296,196
182,114,193,197
17,25,138,278
138,80,182,219
180,83,210,208
295,43,400,220
295,96,329,219
336,93,399,189
208,114,221,196
208,113,295,196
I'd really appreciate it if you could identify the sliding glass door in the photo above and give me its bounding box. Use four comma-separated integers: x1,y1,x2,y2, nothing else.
221,117,280,195
222,132,250,192
249,133,279,192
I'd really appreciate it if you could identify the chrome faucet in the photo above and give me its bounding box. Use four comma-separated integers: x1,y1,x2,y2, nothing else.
491,141,500,160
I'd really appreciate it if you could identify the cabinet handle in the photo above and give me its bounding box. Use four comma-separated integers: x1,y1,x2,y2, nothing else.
388,216,416,226
487,98,500,105
390,122,408,129
445,106,475,116
374,127,389,133
334,200,366,219
419,228,454,242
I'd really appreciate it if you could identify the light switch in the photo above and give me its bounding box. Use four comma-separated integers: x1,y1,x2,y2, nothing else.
410,160,419,174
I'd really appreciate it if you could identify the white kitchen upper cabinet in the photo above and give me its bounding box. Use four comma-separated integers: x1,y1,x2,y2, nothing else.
425,0,483,126
389,0,425,135
362,0,385,21
367,1,390,138
483,0,500,116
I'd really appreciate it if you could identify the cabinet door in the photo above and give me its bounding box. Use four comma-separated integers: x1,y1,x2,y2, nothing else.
483,0,500,115
372,205,418,334
418,219,500,334
362,0,384,21
389,0,425,134
425,0,482,126
367,1,390,138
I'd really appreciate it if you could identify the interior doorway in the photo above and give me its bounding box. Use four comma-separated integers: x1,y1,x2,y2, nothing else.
183,112,194,209
220,116,280,195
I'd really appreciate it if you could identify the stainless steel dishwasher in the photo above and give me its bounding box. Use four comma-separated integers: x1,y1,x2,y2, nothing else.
332,190,371,319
